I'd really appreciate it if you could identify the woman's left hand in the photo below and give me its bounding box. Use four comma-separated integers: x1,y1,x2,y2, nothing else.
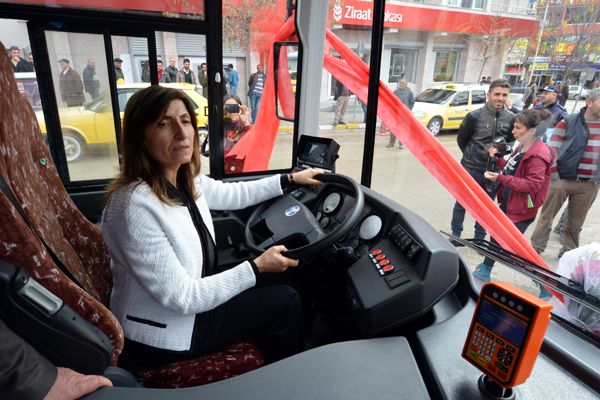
290,168,325,186
484,171,499,181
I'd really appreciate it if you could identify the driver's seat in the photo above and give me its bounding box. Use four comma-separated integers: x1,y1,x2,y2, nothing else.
0,41,263,388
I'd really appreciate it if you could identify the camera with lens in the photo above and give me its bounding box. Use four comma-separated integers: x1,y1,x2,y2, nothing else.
491,138,512,157
224,103,240,114
485,137,512,193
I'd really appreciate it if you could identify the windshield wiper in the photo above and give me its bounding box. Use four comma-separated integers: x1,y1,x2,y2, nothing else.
441,232,600,315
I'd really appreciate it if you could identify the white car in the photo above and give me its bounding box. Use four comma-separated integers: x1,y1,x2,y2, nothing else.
568,85,589,100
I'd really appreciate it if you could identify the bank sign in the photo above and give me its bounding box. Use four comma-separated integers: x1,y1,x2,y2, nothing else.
330,0,538,37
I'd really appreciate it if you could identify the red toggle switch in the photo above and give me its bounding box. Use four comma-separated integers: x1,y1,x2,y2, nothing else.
372,249,383,255
379,259,390,266
375,254,385,260
382,265,394,273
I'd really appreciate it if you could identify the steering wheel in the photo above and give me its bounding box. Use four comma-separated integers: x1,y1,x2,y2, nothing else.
244,173,364,259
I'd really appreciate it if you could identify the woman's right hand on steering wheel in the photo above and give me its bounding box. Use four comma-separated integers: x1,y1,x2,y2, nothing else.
254,245,299,273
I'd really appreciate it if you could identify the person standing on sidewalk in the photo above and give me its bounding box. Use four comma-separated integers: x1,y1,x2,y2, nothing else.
382,78,414,149
248,63,266,123
176,58,198,85
198,62,208,98
522,82,537,110
472,109,554,287
533,85,567,141
451,80,515,242
165,57,179,83
530,88,600,258
332,79,350,126
558,81,569,107
227,63,239,96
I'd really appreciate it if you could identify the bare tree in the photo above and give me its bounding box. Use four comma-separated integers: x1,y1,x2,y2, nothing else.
223,0,287,61
537,1,600,83
469,15,521,83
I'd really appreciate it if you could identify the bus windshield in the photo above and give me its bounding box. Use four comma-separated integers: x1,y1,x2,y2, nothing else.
1,0,599,351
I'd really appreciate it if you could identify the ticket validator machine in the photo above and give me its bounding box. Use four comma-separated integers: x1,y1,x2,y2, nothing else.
462,282,553,399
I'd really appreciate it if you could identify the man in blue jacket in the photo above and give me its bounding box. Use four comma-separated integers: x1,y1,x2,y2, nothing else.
227,63,239,96
534,85,567,141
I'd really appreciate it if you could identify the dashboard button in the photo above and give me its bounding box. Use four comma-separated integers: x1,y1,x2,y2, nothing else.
382,265,394,273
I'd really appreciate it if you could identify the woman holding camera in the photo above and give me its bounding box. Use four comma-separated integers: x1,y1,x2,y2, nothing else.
223,94,251,154
473,109,555,289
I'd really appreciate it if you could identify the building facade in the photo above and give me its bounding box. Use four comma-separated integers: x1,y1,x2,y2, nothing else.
325,0,538,98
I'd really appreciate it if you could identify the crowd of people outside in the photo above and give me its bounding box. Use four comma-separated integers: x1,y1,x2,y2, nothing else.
7,44,267,125
449,78,599,302
133,58,258,121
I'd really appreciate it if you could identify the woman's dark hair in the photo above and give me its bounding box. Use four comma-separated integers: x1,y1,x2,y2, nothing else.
106,85,201,204
515,109,551,137
223,94,242,105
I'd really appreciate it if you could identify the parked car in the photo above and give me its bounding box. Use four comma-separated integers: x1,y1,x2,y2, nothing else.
568,85,589,100
412,83,488,135
35,83,208,162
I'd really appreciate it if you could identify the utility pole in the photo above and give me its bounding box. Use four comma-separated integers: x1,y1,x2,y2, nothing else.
528,0,550,85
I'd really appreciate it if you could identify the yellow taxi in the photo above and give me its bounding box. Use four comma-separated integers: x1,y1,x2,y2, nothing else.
36,83,208,162
411,83,488,135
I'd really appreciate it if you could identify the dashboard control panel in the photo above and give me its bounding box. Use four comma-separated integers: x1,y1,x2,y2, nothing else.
347,212,459,336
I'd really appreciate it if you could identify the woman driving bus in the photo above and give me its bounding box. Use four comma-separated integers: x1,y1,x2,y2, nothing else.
101,85,323,368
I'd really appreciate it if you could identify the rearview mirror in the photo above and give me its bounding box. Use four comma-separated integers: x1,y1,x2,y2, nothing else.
274,41,300,122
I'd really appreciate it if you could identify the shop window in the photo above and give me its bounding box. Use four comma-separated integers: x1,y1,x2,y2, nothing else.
388,48,417,84
447,0,486,9
433,50,459,82
472,0,486,9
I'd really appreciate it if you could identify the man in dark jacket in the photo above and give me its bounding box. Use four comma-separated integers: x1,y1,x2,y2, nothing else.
9,46,33,72
0,317,111,399
82,58,100,100
332,79,350,126
534,85,567,137
57,58,85,107
384,78,414,148
198,62,208,98
530,88,600,258
165,57,179,82
114,57,125,81
558,81,569,107
451,79,515,241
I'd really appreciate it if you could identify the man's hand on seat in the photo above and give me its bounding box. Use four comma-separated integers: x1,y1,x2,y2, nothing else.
44,367,112,400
